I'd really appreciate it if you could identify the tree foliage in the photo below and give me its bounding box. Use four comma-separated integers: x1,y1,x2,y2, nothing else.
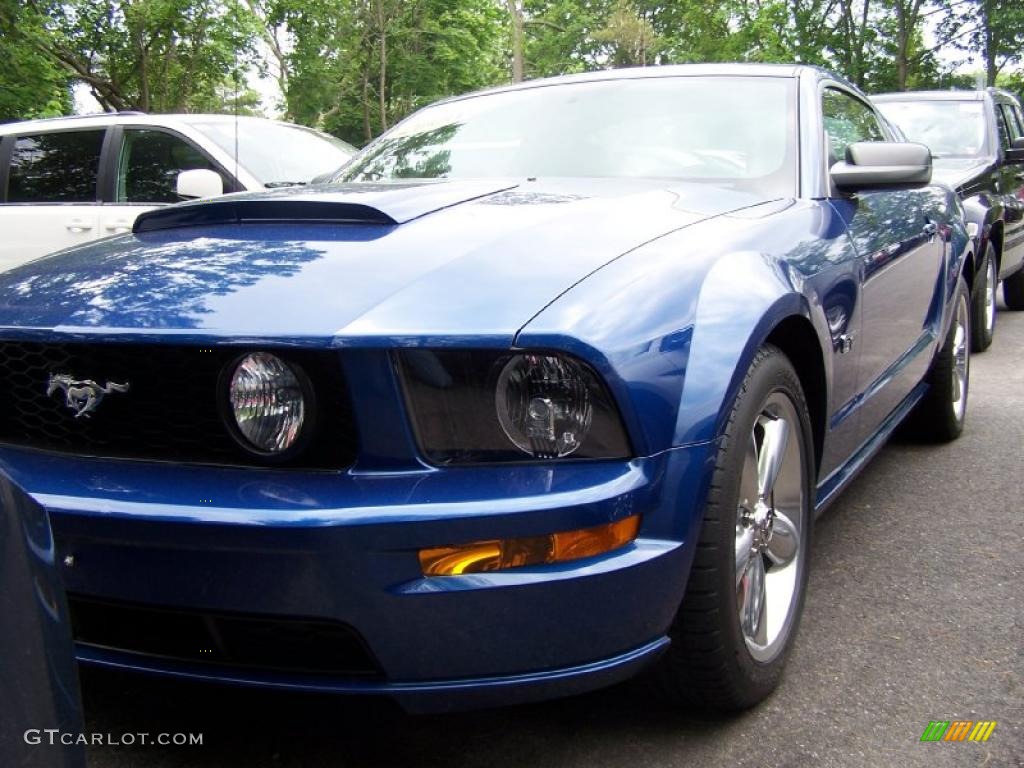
2,0,259,113
261,0,505,144
0,0,1021,140
0,1,72,123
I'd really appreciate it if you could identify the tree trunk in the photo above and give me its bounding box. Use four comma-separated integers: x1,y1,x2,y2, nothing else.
506,0,524,82
376,0,388,131
983,0,996,86
362,60,372,143
243,0,290,116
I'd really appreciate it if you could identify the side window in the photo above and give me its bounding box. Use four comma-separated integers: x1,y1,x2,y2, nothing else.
116,129,227,203
994,105,1013,151
999,104,1023,141
822,89,886,166
7,130,105,203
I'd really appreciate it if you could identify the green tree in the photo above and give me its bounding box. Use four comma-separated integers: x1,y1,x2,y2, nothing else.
269,0,506,145
3,0,259,113
940,0,1024,86
0,1,72,122
594,1,662,67
520,0,616,78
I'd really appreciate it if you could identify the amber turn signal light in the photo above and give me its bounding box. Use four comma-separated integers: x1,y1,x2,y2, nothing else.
419,515,641,576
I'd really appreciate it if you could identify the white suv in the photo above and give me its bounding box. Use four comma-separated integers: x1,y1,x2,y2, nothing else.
0,113,356,270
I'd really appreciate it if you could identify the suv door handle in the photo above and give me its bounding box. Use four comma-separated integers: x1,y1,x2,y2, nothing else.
922,221,938,239
66,219,93,233
104,219,133,234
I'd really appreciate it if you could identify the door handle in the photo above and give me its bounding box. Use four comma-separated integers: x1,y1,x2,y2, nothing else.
104,219,133,234
922,221,938,239
66,219,93,233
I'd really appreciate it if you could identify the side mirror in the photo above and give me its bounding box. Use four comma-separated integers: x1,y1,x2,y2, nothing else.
176,168,224,200
830,141,932,192
1006,136,1024,165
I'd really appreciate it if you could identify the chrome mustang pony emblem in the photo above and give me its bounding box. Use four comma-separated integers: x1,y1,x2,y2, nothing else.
46,374,130,419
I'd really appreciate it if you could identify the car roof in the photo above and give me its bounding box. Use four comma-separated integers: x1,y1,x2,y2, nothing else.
0,113,303,135
872,90,987,103
430,63,844,107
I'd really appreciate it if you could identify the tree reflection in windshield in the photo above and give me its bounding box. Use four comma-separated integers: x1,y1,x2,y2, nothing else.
343,124,458,181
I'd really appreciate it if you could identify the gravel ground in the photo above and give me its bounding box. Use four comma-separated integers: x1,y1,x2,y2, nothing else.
82,298,1024,768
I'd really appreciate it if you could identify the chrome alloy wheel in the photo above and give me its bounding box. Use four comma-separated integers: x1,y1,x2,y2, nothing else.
984,257,996,336
735,392,806,663
952,288,970,423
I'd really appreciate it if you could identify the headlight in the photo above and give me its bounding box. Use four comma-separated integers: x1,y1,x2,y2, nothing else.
397,349,631,464
496,354,592,458
225,352,311,456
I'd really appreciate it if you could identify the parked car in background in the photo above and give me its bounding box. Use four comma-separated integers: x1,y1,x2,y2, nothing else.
874,89,1024,351
0,114,356,270
0,64,972,715
0,473,85,768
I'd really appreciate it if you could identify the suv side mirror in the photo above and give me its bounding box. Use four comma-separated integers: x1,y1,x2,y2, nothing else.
176,169,224,199
1006,136,1024,164
830,141,932,192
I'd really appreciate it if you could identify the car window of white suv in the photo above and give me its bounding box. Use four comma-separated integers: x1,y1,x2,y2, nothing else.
8,130,104,203
116,129,228,204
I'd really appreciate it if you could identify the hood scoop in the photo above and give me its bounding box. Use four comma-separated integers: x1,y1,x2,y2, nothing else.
133,180,519,234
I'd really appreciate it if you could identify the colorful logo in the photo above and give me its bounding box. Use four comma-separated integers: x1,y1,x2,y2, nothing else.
920,721,997,742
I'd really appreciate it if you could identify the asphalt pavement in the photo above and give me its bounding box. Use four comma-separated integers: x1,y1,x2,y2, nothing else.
82,297,1024,768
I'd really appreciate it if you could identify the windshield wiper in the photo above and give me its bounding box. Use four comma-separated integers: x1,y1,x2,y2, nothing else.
264,181,309,188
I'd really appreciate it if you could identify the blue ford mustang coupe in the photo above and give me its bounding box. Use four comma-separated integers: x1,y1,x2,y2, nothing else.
0,64,972,713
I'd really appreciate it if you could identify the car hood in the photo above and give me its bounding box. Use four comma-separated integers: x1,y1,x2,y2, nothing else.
930,157,994,191
0,178,769,345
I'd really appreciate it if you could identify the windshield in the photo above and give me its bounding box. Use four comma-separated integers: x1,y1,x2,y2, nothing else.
336,76,798,197
192,120,357,186
875,100,989,158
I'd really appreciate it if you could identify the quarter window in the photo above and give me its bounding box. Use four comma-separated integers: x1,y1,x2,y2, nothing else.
7,130,105,203
998,104,1023,141
116,129,226,203
994,105,1014,151
823,89,886,166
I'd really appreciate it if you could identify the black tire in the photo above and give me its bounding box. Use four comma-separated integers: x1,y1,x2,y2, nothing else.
901,276,970,443
970,244,996,352
1004,264,1024,311
652,344,814,711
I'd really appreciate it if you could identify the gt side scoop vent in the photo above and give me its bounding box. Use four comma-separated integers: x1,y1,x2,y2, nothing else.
133,199,397,233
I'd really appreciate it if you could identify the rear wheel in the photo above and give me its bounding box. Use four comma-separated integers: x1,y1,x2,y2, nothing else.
902,276,970,442
970,244,996,352
653,345,813,711
1004,264,1024,310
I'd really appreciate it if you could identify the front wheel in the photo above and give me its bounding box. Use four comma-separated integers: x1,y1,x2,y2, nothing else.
652,345,813,711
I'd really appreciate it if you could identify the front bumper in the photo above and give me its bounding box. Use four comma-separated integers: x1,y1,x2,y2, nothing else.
0,443,713,713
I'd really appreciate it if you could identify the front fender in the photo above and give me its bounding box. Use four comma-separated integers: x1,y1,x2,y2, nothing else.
674,251,831,446
516,203,837,457
961,193,1003,267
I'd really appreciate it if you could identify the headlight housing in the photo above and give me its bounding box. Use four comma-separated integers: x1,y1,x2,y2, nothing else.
397,350,631,464
224,352,313,458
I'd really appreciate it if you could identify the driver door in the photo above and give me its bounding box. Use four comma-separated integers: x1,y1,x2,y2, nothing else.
824,88,946,441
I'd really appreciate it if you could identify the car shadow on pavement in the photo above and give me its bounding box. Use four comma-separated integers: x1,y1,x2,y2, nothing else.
80,666,748,768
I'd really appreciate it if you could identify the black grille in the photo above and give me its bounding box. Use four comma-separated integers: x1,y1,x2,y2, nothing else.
69,596,381,677
0,342,357,468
